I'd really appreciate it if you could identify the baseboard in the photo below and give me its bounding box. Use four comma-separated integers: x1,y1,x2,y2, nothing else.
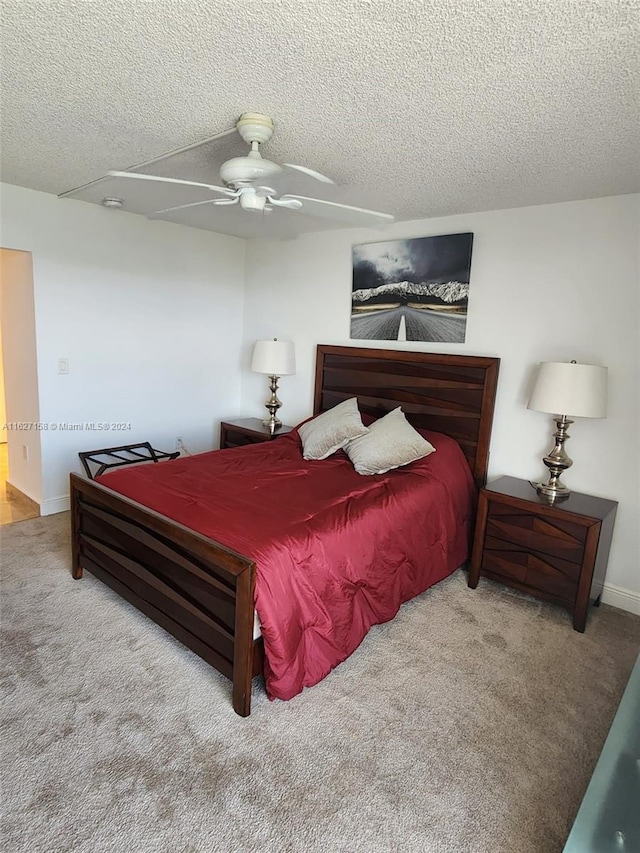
602,583,640,616
5,481,40,515
39,495,71,516
7,480,71,516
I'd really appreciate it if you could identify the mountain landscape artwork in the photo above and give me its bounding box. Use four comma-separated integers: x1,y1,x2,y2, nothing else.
351,232,474,343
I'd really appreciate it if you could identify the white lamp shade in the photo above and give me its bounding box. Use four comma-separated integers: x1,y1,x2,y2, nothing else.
528,361,607,419
251,339,296,376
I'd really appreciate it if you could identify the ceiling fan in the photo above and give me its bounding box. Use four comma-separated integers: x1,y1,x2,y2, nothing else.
108,113,395,228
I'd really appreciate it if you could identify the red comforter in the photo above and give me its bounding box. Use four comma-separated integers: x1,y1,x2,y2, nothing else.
98,428,475,701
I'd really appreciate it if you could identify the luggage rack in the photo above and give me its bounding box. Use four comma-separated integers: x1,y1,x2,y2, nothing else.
78,442,180,480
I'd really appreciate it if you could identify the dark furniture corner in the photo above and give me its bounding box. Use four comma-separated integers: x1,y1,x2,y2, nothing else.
219,418,294,449
78,442,180,480
468,475,617,632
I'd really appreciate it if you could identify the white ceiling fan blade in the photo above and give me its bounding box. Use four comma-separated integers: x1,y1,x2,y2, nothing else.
283,164,334,184
108,171,234,196
59,126,237,199
280,195,394,226
149,197,239,218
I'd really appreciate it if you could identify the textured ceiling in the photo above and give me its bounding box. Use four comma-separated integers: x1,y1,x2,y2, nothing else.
1,0,639,239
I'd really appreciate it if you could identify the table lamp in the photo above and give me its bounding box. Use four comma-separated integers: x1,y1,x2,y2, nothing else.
527,360,607,499
251,338,296,433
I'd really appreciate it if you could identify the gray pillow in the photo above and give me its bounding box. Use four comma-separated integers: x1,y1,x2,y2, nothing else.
299,398,369,460
344,407,436,475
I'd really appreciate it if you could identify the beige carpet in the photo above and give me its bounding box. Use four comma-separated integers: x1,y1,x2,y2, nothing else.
1,513,639,853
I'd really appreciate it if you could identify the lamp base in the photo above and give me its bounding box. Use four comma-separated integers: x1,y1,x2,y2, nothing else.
530,480,571,504
262,414,282,433
534,415,574,501
263,375,282,434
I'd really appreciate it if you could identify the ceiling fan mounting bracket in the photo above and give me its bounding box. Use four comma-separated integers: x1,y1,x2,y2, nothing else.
235,113,275,145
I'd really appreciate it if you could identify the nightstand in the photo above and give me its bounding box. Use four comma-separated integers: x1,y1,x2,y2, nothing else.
468,476,617,632
219,418,294,450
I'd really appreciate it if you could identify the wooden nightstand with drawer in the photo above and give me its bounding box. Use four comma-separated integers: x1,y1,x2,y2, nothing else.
468,476,617,632
219,418,294,450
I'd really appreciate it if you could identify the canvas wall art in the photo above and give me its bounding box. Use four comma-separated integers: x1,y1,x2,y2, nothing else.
351,232,473,343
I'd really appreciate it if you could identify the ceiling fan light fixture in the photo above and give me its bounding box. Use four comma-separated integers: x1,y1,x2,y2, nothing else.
238,189,267,213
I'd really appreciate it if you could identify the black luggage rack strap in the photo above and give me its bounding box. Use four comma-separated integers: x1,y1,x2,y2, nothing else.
78,442,180,480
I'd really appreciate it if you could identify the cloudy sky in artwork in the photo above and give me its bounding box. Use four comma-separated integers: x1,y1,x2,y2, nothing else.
353,233,473,289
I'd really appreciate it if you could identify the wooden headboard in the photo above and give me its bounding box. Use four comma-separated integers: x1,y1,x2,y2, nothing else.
313,345,500,489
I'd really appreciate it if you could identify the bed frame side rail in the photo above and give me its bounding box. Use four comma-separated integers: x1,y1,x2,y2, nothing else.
70,472,257,716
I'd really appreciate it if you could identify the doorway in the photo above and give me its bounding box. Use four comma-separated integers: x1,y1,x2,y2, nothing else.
0,248,41,525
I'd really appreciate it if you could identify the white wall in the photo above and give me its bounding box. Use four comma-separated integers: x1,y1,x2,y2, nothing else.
0,249,43,501
1,183,636,605
242,194,640,601
1,183,245,512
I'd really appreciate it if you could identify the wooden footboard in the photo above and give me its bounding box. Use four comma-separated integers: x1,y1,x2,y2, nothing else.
70,473,263,716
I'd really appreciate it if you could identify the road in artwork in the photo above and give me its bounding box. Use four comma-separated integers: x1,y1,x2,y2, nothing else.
351,306,466,343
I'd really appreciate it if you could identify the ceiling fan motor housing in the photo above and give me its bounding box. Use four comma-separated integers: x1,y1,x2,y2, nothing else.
220,153,282,187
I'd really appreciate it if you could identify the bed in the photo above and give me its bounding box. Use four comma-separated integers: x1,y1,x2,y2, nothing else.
70,345,500,715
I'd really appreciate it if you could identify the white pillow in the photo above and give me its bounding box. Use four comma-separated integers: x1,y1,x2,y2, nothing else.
299,398,369,460
344,407,436,475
